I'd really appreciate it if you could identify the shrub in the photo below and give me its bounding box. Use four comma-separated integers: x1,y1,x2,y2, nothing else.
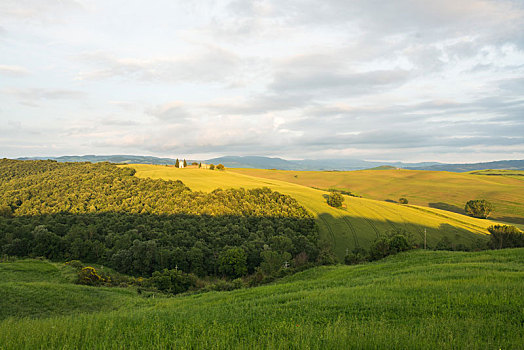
344,249,367,265
147,268,196,294
216,164,225,170
218,247,248,278
317,248,337,265
435,236,453,250
488,225,524,249
77,266,104,286
0,205,12,218
368,229,413,261
327,192,344,208
398,198,408,204
209,164,215,170
465,199,493,219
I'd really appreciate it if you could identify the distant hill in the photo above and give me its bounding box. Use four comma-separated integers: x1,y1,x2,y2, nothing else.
14,155,524,172
407,159,524,172
206,156,439,171
367,165,399,170
16,155,181,165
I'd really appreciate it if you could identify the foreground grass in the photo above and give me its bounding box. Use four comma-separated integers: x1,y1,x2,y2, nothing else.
1,249,522,349
0,260,152,319
126,165,495,258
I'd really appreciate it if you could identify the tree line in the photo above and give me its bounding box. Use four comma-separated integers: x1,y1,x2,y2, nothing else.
0,159,320,278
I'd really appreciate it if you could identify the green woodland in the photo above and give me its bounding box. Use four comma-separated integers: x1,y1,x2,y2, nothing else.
0,159,319,278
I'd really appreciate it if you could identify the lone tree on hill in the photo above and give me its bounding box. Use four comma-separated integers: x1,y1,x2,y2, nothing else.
465,199,493,219
399,197,408,204
175,159,179,168
327,192,344,208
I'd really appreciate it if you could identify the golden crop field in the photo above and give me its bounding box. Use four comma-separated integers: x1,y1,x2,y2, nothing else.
125,165,502,258
229,168,524,225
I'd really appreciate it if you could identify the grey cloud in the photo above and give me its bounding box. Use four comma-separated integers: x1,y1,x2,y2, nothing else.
271,69,411,95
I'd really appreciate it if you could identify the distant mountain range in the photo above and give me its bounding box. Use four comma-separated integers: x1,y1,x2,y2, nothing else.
14,155,524,172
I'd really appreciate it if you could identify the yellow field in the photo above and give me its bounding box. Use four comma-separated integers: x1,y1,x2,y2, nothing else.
230,168,524,225
125,165,501,259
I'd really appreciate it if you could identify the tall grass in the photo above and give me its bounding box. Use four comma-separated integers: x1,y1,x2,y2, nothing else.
1,249,522,349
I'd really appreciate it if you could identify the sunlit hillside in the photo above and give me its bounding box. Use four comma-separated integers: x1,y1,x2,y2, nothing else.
229,168,524,225
126,165,499,258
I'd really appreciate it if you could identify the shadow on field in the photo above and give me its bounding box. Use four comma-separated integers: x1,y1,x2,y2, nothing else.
494,215,524,225
429,202,464,214
429,202,524,225
316,212,489,260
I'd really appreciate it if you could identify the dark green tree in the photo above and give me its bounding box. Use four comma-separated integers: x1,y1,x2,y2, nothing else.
465,199,493,219
488,225,524,249
183,159,187,167
398,197,408,204
175,159,180,168
327,192,344,208
218,247,247,278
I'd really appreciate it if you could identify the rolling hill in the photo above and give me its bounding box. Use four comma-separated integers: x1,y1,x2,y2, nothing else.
126,165,500,258
229,168,524,226
1,249,522,349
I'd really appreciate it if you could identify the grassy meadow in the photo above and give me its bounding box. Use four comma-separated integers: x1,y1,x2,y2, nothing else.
1,249,522,349
0,259,152,320
229,168,524,225
126,165,498,258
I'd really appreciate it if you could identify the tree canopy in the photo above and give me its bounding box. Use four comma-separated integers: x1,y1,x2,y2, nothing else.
0,159,319,278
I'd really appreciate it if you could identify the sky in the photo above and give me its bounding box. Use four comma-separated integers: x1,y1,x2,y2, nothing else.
1,0,523,162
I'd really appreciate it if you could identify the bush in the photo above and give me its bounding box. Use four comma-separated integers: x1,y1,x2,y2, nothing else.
77,266,105,286
488,225,524,249
398,198,408,204
344,248,368,265
327,192,344,208
216,164,225,170
147,269,196,294
209,164,215,170
218,247,248,278
465,199,493,219
368,229,413,261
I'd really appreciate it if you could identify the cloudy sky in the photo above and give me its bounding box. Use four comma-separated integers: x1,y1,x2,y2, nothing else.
1,0,523,162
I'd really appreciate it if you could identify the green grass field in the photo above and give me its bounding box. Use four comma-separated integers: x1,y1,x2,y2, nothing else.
1,249,522,349
229,168,524,226
125,165,500,258
0,259,152,320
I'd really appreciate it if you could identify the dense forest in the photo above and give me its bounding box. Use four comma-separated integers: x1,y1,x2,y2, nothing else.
0,159,319,277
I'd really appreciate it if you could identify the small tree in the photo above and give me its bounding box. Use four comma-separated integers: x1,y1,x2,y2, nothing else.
488,225,524,249
465,199,493,219
77,266,104,286
327,192,344,208
209,164,215,170
398,197,408,204
183,159,187,167
198,162,202,168
175,159,180,168
216,164,225,170
218,247,247,278
0,204,12,218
